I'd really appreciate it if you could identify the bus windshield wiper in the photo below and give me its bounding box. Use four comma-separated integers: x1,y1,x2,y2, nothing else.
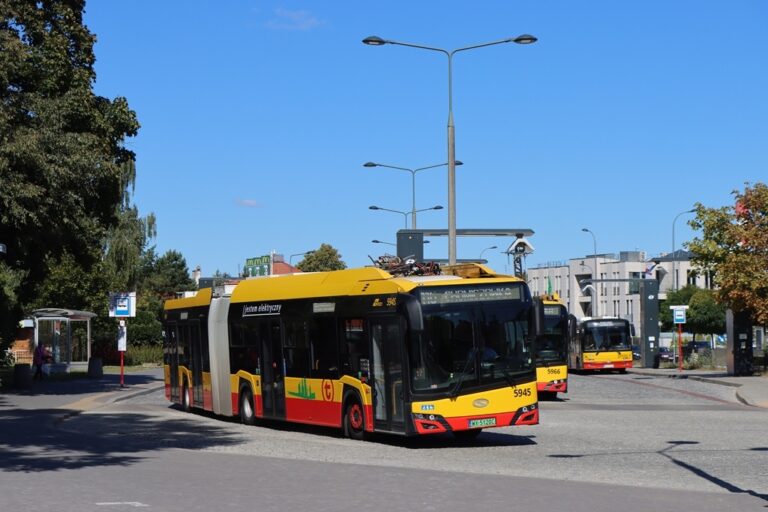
497,365,519,388
450,349,476,398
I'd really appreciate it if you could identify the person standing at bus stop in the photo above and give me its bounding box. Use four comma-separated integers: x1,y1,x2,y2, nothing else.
33,343,50,380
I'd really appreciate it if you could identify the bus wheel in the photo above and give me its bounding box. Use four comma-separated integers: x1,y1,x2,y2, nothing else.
453,429,482,441
182,384,191,412
240,389,256,426
344,395,366,440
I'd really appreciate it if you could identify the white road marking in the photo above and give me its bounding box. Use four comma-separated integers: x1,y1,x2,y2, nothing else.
95,502,149,508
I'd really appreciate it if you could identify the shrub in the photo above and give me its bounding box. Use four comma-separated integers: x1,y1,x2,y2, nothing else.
683,351,714,370
123,343,163,365
91,340,162,366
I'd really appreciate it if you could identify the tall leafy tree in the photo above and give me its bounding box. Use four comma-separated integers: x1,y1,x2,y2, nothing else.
0,1,139,346
296,243,347,272
140,249,195,298
687,182,768,325
687,288,726,340
659,285,698,331
103,160,156,293
122,249,195,346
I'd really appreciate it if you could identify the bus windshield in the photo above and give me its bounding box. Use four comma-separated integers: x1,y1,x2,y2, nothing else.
536,305,568,363
409,283,534,394
582,320,631,351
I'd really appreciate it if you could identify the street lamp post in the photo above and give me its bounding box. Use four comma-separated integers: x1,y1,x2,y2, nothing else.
672,208,696,292
479,245,497,261
581,228,598,317
371,239,396,247
363,161,462,229
369,204,443,229
289,251,314,265
364,34,536,264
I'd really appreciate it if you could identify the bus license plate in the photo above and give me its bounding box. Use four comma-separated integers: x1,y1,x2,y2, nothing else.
604,363,614,368
468,417,496,428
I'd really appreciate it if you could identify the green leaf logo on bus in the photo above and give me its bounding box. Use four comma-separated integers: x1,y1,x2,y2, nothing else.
289,378,316,400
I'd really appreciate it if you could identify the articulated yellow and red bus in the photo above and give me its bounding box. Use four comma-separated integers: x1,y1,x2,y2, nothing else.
533,294,569,397
163,264,542,440
568,317,633,372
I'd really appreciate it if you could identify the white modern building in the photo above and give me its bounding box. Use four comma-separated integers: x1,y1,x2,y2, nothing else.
526,250,714,334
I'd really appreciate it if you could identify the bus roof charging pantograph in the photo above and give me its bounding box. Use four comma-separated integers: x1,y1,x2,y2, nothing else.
164,263,543,441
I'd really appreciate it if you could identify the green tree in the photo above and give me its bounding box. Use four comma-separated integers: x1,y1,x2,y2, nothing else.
687,288,726,340
296,243,347,272
659,285,697,331
687,182,768,325
102,160,156,293
140,249,195,298
0,1,139,347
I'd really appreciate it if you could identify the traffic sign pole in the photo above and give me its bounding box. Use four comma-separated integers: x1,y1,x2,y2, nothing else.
670,305,688,372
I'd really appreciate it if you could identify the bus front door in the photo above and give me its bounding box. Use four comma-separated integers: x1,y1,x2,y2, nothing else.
369,316,404,432
260,319,285,419
167,322,179,403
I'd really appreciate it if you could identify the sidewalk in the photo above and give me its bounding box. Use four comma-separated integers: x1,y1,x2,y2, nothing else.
0,366,165,415
627,367,768,409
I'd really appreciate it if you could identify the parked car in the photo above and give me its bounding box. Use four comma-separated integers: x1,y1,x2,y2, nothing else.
632,345,642,360
652,347,673,368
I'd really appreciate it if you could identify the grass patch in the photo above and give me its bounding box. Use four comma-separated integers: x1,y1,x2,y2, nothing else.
103,364,161,374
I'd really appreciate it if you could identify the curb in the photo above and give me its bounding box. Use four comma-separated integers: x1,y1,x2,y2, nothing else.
108,383,165,404
53,382,165,425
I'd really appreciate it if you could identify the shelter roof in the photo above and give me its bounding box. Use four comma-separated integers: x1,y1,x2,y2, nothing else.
31,308,97,320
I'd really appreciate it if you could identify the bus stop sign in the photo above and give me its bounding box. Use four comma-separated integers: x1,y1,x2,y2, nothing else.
673,308,687,324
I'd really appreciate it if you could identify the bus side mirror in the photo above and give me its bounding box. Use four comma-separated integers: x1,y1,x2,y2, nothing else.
398,294,424,332
630,324,636,337
531,297,545,337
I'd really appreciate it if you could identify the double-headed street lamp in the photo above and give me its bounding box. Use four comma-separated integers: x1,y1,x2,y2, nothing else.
372,239,430,246
581,228,598,317
369,204,443,229
363,160,462,229
672,208,696,292
363,34,537,264
289,250,314,265
479,245,498,261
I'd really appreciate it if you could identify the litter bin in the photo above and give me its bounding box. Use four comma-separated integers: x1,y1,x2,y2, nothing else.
13,363,32,388
87,357,103,379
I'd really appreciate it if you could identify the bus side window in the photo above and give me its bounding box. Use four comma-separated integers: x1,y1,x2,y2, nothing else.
283,317,310,378
341,318,368,377
310,316,338,379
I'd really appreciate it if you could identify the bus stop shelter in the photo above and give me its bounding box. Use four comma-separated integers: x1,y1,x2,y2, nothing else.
31,308,97,373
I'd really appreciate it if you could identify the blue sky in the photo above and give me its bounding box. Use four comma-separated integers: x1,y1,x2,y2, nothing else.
84,1,767,276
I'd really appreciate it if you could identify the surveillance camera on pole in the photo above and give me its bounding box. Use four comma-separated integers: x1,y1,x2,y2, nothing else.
506,237,534,278
508,237,535,257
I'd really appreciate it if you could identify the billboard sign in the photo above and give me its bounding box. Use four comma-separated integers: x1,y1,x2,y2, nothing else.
245,255,272,277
